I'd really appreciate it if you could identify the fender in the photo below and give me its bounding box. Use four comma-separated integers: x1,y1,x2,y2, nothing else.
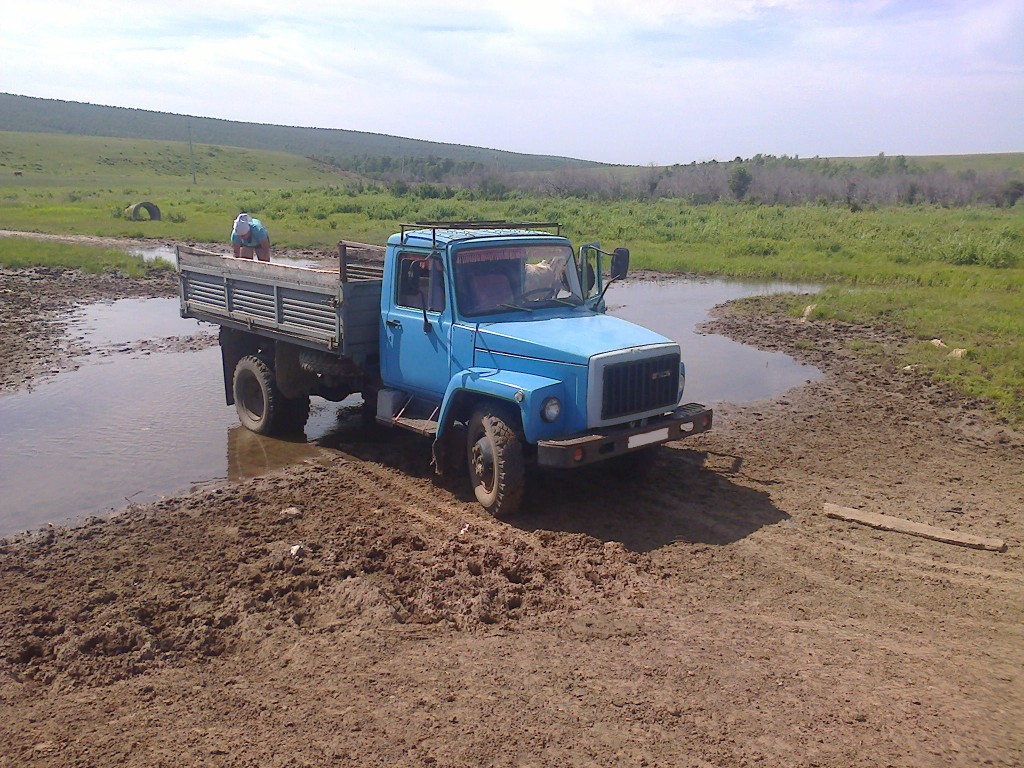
435,367,566,444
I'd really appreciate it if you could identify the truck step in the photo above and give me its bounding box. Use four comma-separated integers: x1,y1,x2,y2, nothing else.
677,402,710,417
386,415,439,436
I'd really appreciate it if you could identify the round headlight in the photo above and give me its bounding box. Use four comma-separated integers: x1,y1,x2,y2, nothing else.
678,362,686,401
541,396,562,423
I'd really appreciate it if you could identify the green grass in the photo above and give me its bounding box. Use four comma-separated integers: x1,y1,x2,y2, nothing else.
0,237,171,277
832,152,1024,175
803,284,1024,422
0,130,348,186
1,131,1022,424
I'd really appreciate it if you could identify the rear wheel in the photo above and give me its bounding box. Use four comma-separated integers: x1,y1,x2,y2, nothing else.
233,355,308,435
467,406,524,516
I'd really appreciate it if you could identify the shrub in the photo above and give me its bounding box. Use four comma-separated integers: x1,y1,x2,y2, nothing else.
740,239,779,257
1001,180,1023,207
728,166,752,200
940,235,1019,268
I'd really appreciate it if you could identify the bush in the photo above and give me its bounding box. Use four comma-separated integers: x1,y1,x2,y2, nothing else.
365,201,407,221
940,235,1018,268
1001,180,1023,207
422,202,464,220
740,239,778,257
728,166,752,200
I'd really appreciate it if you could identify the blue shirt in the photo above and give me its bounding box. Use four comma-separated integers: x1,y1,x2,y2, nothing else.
231,218,270,247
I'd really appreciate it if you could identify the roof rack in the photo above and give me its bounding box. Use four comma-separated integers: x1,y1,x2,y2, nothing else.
400,220,562,246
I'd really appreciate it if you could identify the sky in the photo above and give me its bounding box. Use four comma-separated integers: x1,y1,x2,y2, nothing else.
1,0,1021,165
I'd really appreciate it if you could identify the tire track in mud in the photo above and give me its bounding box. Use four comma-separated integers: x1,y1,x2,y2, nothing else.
299,454,656,630
826,537,1022,590
665,510,1022,655
327,452,528,543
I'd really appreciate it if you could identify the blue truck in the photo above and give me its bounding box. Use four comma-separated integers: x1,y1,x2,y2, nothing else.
177,221,712,516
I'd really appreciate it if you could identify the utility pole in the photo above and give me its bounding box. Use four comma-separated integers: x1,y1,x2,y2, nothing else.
188,122,197,184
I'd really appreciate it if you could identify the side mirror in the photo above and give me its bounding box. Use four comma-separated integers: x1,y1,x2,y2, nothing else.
611,248,630,280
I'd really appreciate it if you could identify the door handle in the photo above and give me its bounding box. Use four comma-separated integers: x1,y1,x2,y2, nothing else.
386,319,402,329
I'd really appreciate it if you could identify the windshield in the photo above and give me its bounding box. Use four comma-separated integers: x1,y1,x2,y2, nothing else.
453,244,582,316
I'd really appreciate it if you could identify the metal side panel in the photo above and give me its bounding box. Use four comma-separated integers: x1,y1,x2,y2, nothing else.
230,280,276,322
340,279,384,361
177,246,382,351
278,288,339,340
177,246,344,291
182,273,342,346
184,272,228,312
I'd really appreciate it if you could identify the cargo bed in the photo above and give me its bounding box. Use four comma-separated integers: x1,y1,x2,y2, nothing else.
177,245,384,363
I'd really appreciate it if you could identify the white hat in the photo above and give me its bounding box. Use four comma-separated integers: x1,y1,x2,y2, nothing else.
233,213,252,236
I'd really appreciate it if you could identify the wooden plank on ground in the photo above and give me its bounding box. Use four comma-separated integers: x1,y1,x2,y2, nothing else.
823,503,1006,552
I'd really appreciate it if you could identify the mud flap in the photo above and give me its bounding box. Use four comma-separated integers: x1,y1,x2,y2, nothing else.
431,423,467,476
219,327,243,406
219,328,264,405
431,437,446,475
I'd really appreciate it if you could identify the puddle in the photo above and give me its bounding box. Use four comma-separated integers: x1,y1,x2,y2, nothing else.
0,347,359,536
610,278,822,404
68,297,208,346
0,277,821,536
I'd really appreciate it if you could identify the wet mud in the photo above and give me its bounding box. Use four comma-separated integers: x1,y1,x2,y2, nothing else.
0,264,1021,767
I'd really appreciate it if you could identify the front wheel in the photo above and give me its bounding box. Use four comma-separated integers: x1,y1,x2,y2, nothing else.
466,406,525,517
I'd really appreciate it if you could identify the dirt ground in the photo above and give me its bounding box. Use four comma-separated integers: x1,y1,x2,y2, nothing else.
0,259,1021,767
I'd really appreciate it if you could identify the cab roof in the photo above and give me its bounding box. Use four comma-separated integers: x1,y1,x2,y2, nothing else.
391,221,565,249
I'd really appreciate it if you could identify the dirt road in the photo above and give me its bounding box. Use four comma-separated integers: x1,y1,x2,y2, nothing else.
0,268,1020,767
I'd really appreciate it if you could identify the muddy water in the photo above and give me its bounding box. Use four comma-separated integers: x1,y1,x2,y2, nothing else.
610,278,821,404
0,277,820,536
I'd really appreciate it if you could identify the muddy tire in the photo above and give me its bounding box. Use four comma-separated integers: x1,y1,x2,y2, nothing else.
233,355,307,436
467,406,524,517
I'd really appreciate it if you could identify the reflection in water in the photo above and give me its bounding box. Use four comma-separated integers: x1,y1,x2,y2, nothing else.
1,278,821,536
226,425,316,481
0,347,233,535
223,396,365,481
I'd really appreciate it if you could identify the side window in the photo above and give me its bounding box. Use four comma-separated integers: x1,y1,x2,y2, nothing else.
396,253,445,312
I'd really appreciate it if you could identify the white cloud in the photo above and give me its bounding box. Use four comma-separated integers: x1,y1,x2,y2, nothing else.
1,0,1020,163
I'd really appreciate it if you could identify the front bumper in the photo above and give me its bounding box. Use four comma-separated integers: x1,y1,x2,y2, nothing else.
536,403,713,469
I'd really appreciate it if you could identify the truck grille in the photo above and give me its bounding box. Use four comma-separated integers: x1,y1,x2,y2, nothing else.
601,353,679,420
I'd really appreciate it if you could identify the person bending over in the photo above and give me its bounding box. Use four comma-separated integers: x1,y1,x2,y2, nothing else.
231,213,270,261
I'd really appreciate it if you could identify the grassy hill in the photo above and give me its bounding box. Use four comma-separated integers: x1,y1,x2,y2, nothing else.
0,131,348,187
0,93,600,174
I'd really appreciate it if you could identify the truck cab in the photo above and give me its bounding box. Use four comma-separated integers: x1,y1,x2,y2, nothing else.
373,222,713,514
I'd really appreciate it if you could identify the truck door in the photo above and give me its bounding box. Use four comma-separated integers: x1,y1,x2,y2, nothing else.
381,252,452,399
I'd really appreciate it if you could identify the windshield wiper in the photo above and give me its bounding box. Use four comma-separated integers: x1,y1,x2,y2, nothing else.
549,296,583,306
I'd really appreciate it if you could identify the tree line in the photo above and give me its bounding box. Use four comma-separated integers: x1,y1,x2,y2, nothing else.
315,151,1023,209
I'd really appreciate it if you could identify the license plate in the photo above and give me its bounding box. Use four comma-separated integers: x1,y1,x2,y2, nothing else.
628,427,669,449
